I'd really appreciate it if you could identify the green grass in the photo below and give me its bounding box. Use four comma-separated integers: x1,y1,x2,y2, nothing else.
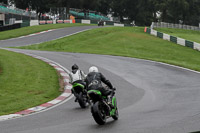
0,23,91,40
0,49,61,115
155,28,200,43
19,26,200,72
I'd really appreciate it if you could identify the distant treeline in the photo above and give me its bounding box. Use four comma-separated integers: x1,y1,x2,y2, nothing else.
1,0,200,26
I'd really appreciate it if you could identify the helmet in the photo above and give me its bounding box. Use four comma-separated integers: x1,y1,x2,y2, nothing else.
72,64,79,70
89,66,98,73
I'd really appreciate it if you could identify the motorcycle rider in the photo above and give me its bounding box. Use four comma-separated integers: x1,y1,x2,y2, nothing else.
69,64,87,102
85,66,115,104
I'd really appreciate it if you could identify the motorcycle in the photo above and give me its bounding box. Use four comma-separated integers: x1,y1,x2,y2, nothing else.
87,87,118,125
72,81,90,108
98,20,104,26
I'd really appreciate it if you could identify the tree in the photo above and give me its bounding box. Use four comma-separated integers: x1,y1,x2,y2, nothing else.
111,0,155,25
167,0,189,23
184,0,200,26
8,0,200,26
12,0,53,19
0,0,8,5
12,0,30,9
31,0,52,19
96,0,112,15
111,0,127,22
155,0,169,22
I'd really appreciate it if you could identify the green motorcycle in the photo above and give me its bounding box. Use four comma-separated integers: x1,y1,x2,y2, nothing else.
87,88,118,125
72,82,90,108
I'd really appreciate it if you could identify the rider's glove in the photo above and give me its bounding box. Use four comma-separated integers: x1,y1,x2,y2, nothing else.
112,87,116,91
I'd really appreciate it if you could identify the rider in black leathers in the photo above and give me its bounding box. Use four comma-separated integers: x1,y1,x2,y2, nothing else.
85,66,115,97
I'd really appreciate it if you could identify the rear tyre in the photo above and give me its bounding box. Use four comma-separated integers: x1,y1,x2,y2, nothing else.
91,102,106,125
78,92,87,108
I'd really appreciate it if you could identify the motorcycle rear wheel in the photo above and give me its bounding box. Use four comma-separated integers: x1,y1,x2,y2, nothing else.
91,101,106,125
78,92,87,108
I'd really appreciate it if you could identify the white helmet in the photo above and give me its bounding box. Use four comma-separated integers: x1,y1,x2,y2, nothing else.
89,66,98,73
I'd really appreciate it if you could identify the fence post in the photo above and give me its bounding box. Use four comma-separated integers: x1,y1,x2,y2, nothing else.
150,22,154,29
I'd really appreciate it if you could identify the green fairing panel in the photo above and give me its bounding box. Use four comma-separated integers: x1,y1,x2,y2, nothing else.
72,83,84,89
88,90,102,95
110,97,117,116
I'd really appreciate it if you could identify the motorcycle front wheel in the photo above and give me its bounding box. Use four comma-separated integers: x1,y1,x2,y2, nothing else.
112,107,119,120
111,98,119,120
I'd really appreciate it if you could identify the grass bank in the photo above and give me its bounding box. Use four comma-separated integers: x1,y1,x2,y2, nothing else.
155,28,200,43
19,27,200,72
0,23,91,40
0,49,61,115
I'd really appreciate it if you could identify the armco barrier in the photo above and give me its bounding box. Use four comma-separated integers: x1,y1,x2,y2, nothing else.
144,27,200,51
39,20,46,25
170,36,177,43
157,32,163,38
114,23,124,27
0,23,21,31
194,42,200,50
0,20,3,26
177,38,185,46
185,40,194,49
56,20,64,24
75,19,81,23
163,33,170,41
30,20,39,26
91,20,98,24
64,20,72,23
46,20,53,24
105,21,114,26
21,20,30,27
146,28,151,34
81,20,90,24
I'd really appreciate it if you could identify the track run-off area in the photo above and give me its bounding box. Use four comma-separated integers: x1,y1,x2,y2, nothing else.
0,25,200,133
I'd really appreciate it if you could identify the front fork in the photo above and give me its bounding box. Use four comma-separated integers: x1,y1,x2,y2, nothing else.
109,97,117,116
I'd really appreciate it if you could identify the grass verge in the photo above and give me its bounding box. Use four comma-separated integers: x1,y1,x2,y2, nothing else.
0,49,61,116
19,26,200,72
155,28,200,43
0,23,91,40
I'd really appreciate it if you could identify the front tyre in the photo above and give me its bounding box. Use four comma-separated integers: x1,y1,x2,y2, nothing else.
91,101,106,125
112,107,119,120
111,97,119,120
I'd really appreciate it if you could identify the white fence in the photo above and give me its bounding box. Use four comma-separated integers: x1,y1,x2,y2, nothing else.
151,22,200,31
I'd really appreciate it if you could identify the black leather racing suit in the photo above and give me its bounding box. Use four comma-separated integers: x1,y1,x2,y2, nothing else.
85,72,114,96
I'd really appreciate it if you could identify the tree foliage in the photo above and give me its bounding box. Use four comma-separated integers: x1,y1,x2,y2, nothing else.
6,0,200,26
0,0,8,4
111,0,200,26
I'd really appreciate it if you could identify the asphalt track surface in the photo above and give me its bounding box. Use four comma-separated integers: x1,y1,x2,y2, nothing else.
0,26,200,133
